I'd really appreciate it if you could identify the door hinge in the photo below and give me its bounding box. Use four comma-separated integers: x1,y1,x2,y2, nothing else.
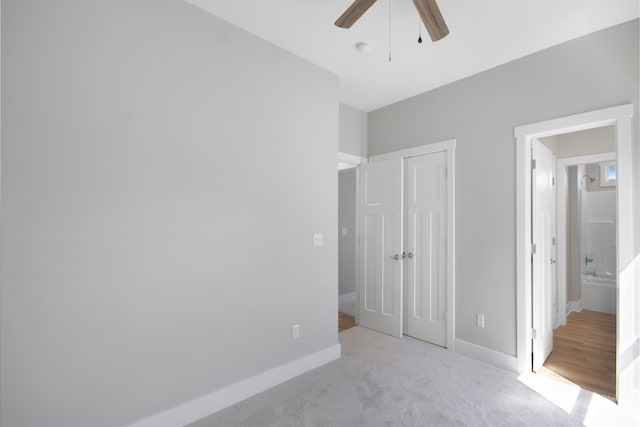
444,167,447,177
531,328,537,339
445,311,448,321
552,176,555,186
531,243,537,254
552,237,556,246
531,159,537,170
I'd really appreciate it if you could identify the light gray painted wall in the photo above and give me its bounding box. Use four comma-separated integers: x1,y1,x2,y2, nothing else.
584,163,616,192
339,103,368,157
369,20,639,356
0,1,339,426
567,166,582,303
538,125,615,158
338,169,357,295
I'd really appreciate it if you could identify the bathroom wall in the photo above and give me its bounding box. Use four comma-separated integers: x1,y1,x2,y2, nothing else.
567,166,582,304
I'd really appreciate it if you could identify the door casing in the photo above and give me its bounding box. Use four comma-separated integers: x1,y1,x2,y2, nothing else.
515,104,635,408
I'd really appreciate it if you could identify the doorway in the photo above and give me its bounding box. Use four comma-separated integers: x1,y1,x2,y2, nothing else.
338,152,366,332
515,104,635,408
355,140,455,348
532,126,618,397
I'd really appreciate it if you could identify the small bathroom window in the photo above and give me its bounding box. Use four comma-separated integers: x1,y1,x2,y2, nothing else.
599,161,616,187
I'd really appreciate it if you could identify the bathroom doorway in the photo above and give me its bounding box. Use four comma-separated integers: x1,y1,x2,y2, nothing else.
538,127,617,397
533,125,617,397
515,104,635,407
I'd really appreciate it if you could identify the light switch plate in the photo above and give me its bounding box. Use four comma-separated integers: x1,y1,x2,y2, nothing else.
341,227,348,236
313,233,323,247
292,324,300,339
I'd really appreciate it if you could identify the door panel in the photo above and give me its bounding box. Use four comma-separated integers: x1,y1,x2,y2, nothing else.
532,140,556,371
358,159,403,337
405,152,447,346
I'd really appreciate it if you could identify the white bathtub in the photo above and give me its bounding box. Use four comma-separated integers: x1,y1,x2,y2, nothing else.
581,275,617,314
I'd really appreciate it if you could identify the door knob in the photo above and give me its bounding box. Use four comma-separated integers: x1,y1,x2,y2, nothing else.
389,254,400,261
550,258,557,264
406,252,414,259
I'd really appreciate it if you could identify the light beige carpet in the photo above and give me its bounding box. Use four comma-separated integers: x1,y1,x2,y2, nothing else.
190,326,636,426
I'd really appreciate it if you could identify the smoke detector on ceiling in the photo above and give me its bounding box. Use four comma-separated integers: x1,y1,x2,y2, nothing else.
355,41,373,54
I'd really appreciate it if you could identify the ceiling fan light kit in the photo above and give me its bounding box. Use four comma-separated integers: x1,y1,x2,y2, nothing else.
335,0,449,42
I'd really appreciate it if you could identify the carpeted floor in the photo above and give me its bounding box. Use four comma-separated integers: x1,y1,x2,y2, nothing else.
189,327,638,427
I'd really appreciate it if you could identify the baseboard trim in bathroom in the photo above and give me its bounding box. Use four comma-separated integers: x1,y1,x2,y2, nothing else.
566,300,582,316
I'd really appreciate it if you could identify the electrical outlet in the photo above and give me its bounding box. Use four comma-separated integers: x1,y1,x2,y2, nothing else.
292,324,300,340
476,313,485,328
313,233,323,247
341,227,348,236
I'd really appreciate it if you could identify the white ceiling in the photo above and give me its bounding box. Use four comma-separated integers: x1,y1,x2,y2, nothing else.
186,0,639,112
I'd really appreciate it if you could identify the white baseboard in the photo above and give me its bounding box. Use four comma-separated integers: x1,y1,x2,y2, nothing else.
127,344,341,427
566,300,582,315
454,339,517,372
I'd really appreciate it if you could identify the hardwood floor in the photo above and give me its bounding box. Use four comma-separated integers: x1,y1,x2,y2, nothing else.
339,312,356,332
543,310,616,398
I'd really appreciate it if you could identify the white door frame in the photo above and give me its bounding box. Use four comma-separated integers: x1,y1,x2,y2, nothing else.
338,152,367,171
369,139,456,349
515,104,634,407
556,151,615,327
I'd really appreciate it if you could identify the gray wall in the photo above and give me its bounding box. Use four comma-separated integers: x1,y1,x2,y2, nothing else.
369,20,639,356
567,166,582,303
0,1,339,426
584,163,616,192
338,169,357,295
339,103,368,157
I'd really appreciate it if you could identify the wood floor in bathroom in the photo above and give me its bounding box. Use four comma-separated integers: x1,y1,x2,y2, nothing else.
542,310,616,398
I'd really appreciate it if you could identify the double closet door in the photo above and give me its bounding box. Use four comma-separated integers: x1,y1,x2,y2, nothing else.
358,151,448,347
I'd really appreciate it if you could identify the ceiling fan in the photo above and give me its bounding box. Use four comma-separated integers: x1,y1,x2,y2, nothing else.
334,0,449,42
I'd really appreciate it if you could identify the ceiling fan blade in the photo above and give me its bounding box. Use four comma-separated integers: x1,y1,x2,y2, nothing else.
335,0,377,29
412,0,449,41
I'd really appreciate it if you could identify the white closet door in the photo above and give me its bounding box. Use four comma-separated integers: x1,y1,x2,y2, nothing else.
532,140,556,371
405,152,447,346
358,158,403,338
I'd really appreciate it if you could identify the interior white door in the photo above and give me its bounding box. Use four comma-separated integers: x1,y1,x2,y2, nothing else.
358,158,404,338
404,152,447,346
532,140,556,371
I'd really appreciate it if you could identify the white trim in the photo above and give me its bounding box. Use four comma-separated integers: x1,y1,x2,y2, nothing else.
515,104,634,410
556,152,615,326
338,152,367,170
126,344,341,427
454,339,518,372
369,139,456,162
366,140,456,350
566,300,582,316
